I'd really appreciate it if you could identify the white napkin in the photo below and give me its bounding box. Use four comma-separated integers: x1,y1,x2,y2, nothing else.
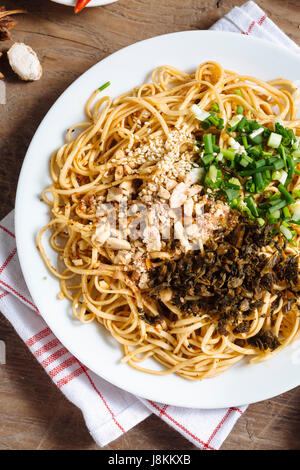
211,1,299,53
0,1,298,450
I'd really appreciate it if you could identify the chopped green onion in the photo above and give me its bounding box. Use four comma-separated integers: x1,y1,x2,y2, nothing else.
273,159,285,170
205,177,221,189
264,169,271,180
267,132,282,149
292,138,299,150
224,182,240,189
236,105,244,114
228,114,244,128
240,157,250,168
249,128,264,139
236,116,247,132
235,89,243,97
285,154,295,187
190,117,300,228
283,206,291,219
239,165,274,176
245,178,255,193
220,148,236,160
262,151,274,158
208,116,219,126
277,184,296,204
279,144,287,170
228,137,241,150
293,148,300,158
272,210,281,218
238,151,249,164
272,170,282,181
280,224,294,241
216,119,224,130
228,177,241,187
203,133,213,154
245,196,259,217
239,202,256,220
242,135,248,149
269,196,281,206
251,135,264,145
210,102,220,113
290,201,300,221
249,121,261,131
224,188,239,204
254,172,265,193
267,209,281,224
190,105,210,121
202,154,215,165
98,81,111,91
257,218,265,226
201,119,211,130
272,169,287,185
241,153,253,164
208,164,218,182
249,127,264,144
268,199,287,213
248,146,262,158
254,159,267,168
272,118,284,130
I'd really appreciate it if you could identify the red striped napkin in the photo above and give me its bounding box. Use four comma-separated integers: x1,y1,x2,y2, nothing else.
0,1,298,449
211,1,299,53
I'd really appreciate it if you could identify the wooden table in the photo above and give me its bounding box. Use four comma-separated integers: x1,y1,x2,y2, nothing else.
0,0,300,450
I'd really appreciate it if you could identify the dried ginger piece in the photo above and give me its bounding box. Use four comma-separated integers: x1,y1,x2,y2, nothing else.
0,6,26,41
0,51,3,78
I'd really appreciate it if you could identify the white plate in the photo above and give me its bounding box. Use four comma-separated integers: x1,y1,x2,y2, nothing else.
15,31,300,408
51,0,118,8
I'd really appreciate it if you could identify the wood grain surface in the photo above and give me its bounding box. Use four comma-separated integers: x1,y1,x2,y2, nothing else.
0,0,300,451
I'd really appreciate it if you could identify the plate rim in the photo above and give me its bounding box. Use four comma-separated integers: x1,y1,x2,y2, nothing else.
51,0,119,8
51,0,119,7
15,30,300,408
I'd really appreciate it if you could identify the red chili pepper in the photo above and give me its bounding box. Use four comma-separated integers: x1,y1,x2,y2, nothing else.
74,0,91,13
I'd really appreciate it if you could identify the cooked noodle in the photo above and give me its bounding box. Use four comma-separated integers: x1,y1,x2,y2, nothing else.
38,62,300,380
